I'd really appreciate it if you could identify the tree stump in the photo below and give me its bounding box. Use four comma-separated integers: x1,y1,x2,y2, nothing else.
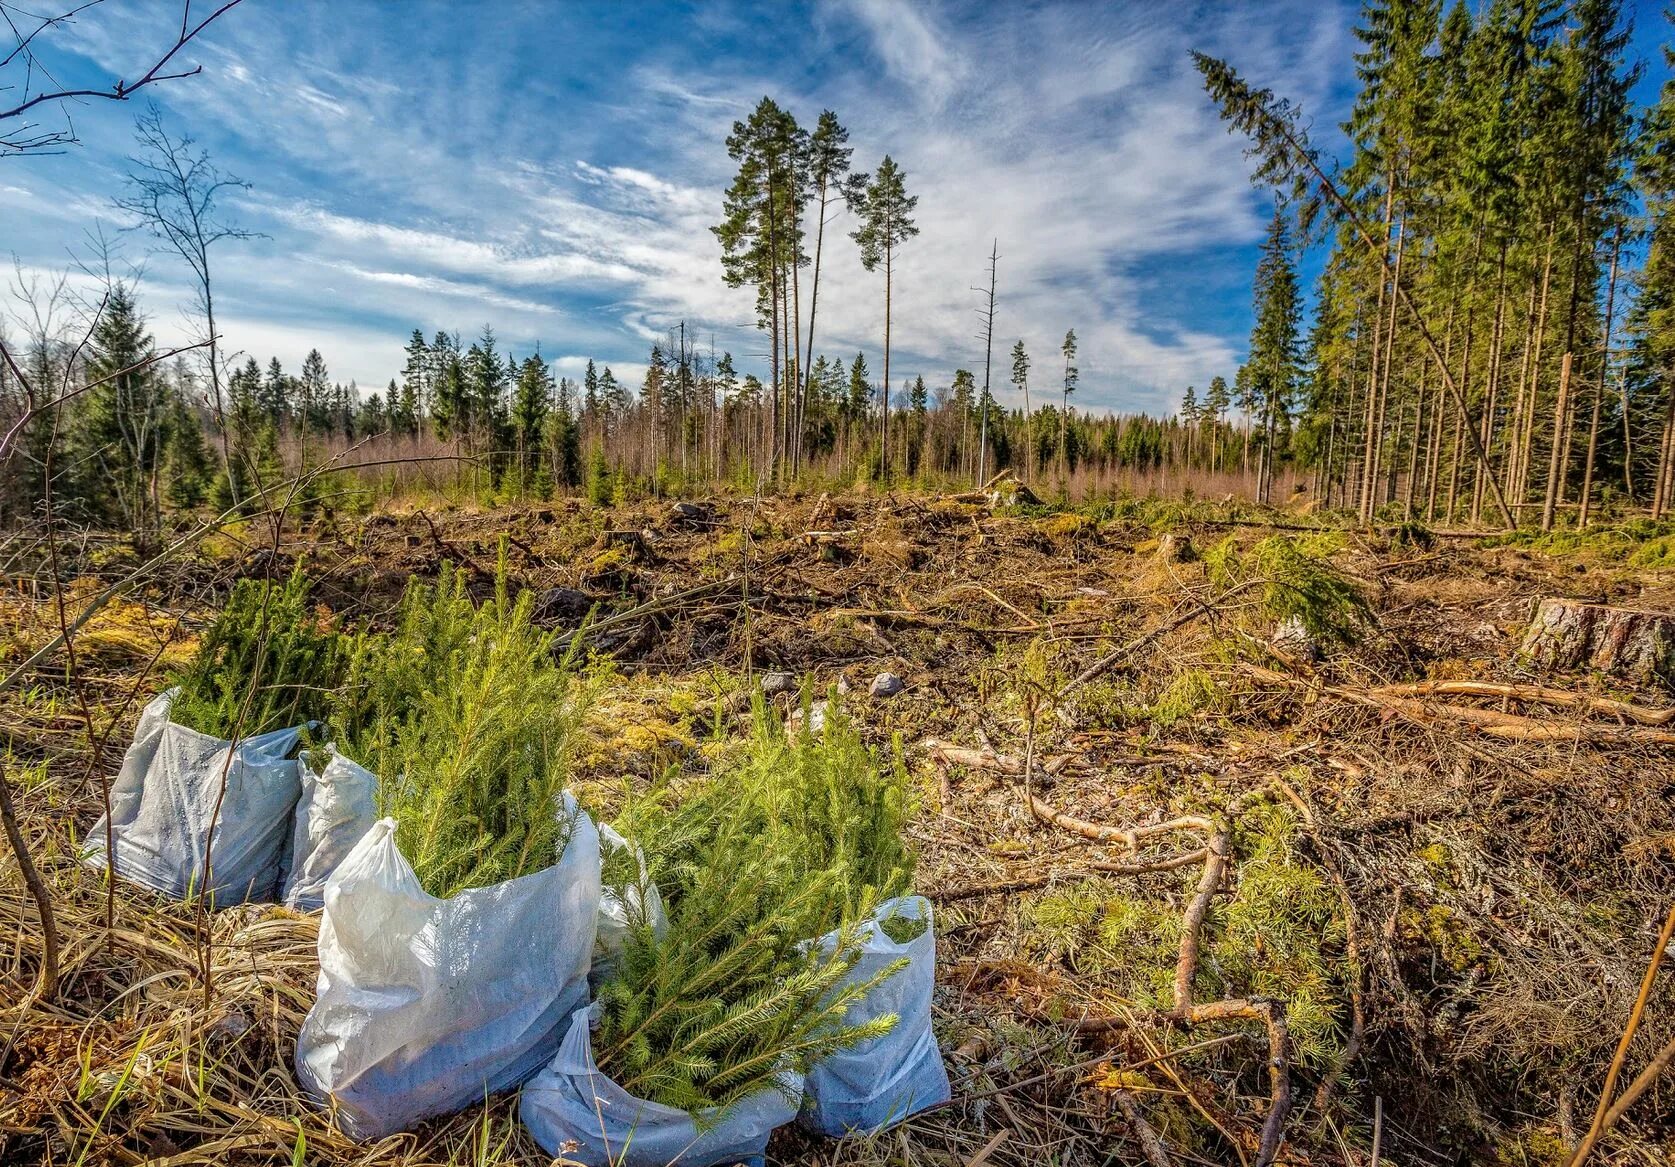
1520,598,1675,690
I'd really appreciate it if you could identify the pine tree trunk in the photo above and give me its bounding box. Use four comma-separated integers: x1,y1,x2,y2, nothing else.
766,177,783,484
1371,219,1407,516
789,207,803,479
1579,232,1622,528
1404,361,1426,519
1539,351,1573,532
881,246,892,481
1654,391,1675,520
1473,244,1510,525
802,183,829,474
1512,228,1556,507
1444,235,1480,524
1358,189,1395,523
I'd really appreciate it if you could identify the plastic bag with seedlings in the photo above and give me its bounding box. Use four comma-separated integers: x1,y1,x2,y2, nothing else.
281,745,378,913
520,1003,802,1167
84,687,307,905
799,895,950,1135
523,701,917,1163
295,794,600,1140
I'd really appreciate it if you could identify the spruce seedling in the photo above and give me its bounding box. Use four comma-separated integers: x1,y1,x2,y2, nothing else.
331,559,593,897
170,563,343,739
593,697,916,1119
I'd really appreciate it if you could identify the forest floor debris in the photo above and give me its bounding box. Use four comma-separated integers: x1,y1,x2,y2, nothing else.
3,492,1674,1166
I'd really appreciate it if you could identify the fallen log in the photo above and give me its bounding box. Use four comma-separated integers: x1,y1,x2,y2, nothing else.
1365,679,1674,725
1243,665,1675,745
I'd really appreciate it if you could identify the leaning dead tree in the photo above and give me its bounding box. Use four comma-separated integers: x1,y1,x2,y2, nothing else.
1,0,243,158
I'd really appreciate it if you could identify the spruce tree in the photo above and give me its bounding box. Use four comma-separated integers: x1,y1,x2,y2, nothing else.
163,392,211,510
845,352,871,428
1248,208,1303,505
69,284,169,537
1010,340,1032,480
583,358,600,422
431,333,466,442
399,329,428,435
513,351,552,490
259,356,289,425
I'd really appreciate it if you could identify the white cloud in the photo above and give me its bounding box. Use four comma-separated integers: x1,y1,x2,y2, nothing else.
832,0,966,109
4,0,1358,415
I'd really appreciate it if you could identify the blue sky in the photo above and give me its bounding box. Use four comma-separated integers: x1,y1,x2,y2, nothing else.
3,0,1669,416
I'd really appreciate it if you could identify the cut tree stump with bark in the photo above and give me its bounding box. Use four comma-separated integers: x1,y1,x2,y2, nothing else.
1521,598,1675,690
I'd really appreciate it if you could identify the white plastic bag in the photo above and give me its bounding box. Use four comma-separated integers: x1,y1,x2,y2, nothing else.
281,747,378,912
593,822,667,984
520,1003,802,1167
799,896,950,1135
295,797,600,1140
84,688,306,905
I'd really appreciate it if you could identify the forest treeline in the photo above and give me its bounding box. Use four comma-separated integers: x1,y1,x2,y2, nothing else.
3,0,1672,533
0,290,1234,532
1211,0,1675,530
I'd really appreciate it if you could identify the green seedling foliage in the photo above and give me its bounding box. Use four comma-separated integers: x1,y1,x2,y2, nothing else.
1147,668,1222,728
169,563,345,738
878,907,929,945
1206,533,1368,644
593,694,916,1119
331,557,593,897
1026,798,1351,1071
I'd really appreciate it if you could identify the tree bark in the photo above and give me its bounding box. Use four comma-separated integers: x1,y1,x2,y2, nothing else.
1540,351,1574,531
1521,598,1675,690
1579,230,1621,528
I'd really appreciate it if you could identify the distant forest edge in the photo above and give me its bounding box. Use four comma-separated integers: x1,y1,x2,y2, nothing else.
3,0,1673,535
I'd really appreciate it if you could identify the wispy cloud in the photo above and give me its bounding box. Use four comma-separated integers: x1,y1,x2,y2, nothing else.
4,0,1360,410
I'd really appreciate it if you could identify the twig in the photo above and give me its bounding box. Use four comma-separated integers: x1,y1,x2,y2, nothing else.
962,1128,1010,1167
1370,1095,1384,1167
1174,829,1230,1012
1114,1089,1174,1167
0,759,57,1001
1566,900,1675,1166
1059,577,1261,697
